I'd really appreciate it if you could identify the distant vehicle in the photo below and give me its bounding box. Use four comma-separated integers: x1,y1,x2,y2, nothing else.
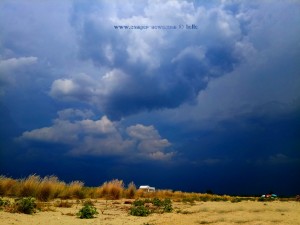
261,194,277,198
139,185,155,192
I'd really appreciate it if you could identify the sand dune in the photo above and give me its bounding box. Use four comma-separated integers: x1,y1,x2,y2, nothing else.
0,200,300,225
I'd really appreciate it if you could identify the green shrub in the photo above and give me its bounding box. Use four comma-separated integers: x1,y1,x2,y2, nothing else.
130,198,172,216
0,198,10,207
16,197,37,214
129,205,150,217
0,198,11,211
162,198,173,212
152,198,163,207
182,197,196,204
133,199,145,206
231,197,242,203
77,205,99,219
258,197,274,202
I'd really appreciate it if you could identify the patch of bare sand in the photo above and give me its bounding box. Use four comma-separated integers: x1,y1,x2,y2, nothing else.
0,200,299,225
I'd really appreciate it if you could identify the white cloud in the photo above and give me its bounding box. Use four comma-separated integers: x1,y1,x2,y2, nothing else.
20,119,79,144
19,110,173,160
79,116,117,135
126,124,161,140
49,79,79,99
49,69,130,107
100,69,130,96
127,124,172,159
148,151,175,161
0,57,37,72
0,56,38,95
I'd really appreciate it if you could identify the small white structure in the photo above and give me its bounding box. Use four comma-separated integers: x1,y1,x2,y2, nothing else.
139,185,155,192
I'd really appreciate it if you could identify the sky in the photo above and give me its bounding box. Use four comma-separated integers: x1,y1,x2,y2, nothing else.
0,0,300,196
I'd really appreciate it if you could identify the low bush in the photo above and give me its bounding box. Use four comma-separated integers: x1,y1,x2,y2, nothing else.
231,197,242,203
133,199,145,206
129,205,150,216
258,197,275,202
152,198,163,207
0,198,10,207
182,197,196,204
0,198,10,211
129,198,172,216
77,205,99,219
16,197,37,214
162,198,173,212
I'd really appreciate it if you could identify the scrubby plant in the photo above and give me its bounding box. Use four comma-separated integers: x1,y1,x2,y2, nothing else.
130,205,150,216
162,198,173,212
198,194,211,202
133,199,145,206
130,198,172,216
15,197,37,214
231,197,242,203
182,197,196,204
258,197,275,202
152,198,163,207
77,204,99,219
0,198,11,211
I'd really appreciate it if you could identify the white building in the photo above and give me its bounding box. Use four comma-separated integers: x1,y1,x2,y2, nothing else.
139,185,155,192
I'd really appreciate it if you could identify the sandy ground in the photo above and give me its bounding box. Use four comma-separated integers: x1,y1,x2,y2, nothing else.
0,199,300,225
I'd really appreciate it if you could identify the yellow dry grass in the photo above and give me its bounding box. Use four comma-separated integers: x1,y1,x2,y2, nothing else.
0,174,298,204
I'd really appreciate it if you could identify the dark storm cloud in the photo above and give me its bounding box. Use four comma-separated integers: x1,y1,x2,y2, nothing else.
49,0,245,119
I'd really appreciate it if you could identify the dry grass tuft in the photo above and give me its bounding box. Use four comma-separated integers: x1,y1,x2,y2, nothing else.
19,175,40,197
37,176,65,201
0,176,18,196
124,182,136,199
99,179,125,200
